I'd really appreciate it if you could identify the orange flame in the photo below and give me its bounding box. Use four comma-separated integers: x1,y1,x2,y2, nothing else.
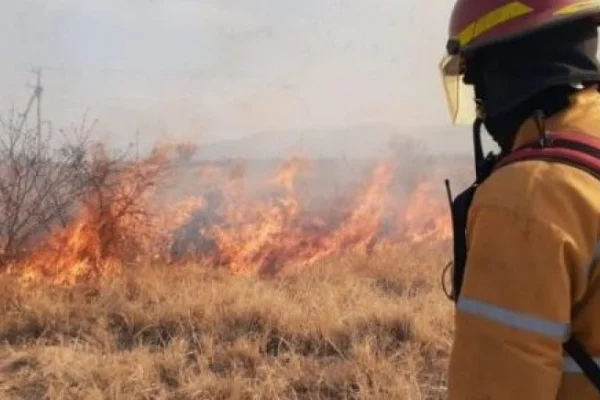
4,148,453,285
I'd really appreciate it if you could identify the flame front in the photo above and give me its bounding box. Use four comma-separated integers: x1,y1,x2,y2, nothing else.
4,149,454,285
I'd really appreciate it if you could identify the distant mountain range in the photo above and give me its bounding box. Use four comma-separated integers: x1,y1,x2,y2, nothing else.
194,123,488,160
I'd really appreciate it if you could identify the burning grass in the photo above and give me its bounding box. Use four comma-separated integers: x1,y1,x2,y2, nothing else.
0,241,453,400
2,143,457,285
0,131,463,398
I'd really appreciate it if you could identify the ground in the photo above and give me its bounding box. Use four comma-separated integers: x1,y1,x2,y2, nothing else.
0,241,453,400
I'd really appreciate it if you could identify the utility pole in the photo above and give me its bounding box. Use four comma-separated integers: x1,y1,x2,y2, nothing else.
34,68,42,145
17,68,44,149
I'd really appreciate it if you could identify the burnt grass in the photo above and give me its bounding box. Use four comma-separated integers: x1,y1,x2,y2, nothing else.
0,241,452,400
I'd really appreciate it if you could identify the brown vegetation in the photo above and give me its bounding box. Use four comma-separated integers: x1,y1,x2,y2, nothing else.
0,241,452,400
0,138,458,398
0,90,462,399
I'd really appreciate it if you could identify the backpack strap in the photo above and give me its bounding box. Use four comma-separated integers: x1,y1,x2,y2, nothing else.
564,337,600,392
446,131,600,392
494,131,600,177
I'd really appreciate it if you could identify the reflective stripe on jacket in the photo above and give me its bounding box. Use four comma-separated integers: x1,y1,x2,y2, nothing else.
447,87,600,399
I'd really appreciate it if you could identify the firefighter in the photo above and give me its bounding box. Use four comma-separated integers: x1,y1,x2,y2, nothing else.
440,1,600,398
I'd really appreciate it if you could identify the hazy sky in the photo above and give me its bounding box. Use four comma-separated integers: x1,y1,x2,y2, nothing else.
0,0,458,146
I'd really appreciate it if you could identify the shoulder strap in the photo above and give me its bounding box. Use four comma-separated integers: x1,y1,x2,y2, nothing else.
494,131,600,178
564,337,600,392
495,131,600,391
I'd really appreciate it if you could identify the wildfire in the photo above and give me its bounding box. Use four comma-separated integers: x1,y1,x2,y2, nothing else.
3,147,453,285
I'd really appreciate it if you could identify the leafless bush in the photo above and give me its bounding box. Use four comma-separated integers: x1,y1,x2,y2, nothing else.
0,109,96,264
83,142,171,261
0,87,170,268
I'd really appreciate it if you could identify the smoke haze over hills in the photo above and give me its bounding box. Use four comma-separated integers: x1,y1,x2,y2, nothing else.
0,0,464,152
193,124,495,160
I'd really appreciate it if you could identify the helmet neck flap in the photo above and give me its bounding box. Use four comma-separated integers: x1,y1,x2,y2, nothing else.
466,19,600,153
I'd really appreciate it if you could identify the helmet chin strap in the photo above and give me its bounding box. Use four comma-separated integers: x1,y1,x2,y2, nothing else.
472,109,501,184
473,98,491,181
473,117,485,177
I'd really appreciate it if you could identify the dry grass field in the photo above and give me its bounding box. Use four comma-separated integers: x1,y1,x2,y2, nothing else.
0,240,453,400
0,121,463,399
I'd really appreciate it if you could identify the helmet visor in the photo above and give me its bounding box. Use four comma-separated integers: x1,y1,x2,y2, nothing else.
439,54,477,125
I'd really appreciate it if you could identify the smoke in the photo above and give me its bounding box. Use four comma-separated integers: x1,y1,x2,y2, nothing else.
0,0,459,151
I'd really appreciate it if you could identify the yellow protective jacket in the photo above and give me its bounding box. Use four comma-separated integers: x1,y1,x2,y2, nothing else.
447,87,600,400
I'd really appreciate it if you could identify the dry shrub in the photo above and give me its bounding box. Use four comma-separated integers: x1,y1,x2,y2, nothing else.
0,106,174,283
0,111,93,264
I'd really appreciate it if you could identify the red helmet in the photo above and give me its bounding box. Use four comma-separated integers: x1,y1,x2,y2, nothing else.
441,0,600,125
